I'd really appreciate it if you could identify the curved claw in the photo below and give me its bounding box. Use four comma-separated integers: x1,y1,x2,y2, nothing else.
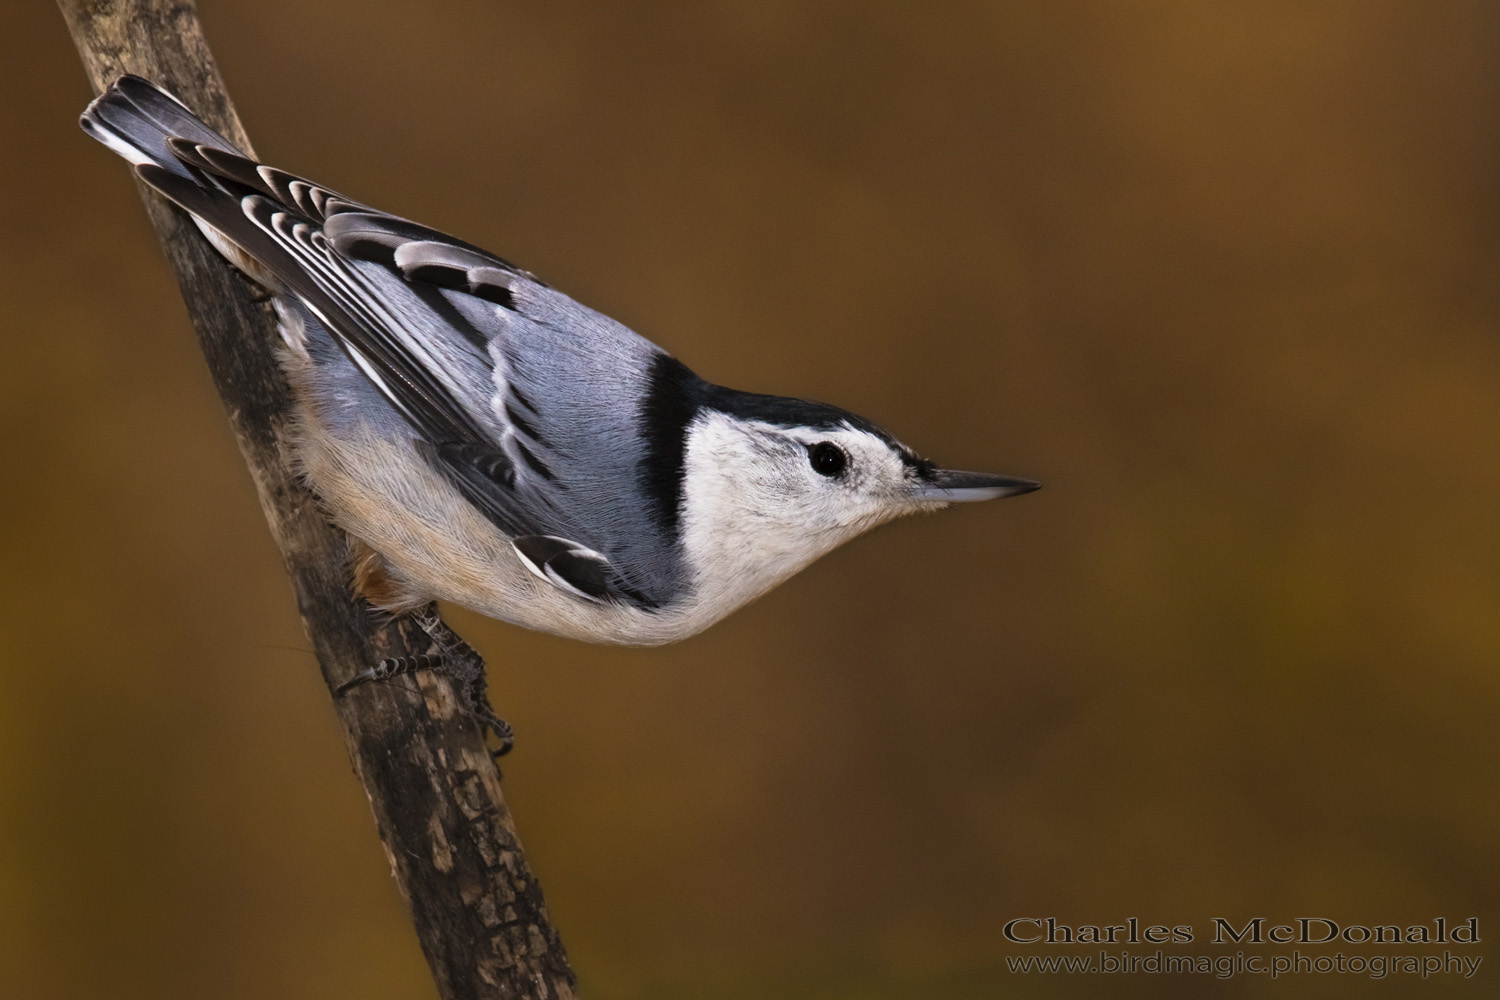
482,711,515,758
336,653,442,694
334,668,379,695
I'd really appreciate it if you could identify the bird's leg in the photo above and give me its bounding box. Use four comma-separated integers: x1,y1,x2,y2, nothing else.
337,604,515,757
412,607,516,757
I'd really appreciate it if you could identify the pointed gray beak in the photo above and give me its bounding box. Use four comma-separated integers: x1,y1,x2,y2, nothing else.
915,469,1041,503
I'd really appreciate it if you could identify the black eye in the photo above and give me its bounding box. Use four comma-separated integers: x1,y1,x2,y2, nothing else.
807,441,847,478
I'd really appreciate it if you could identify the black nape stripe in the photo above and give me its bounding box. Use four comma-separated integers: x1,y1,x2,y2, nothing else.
702,384,897,444
639,354,706,539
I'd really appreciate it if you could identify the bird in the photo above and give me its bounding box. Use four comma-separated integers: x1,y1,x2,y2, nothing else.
81,75,1037,710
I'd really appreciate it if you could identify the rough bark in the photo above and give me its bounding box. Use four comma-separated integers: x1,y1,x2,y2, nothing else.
56,2,577,996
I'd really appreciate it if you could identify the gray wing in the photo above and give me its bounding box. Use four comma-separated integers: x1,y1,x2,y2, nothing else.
90,79,676,606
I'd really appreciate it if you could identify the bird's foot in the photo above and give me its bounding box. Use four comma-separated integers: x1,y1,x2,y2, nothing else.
337,605,515,757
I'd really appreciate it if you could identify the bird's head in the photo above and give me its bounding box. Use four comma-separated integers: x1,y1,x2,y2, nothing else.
671,385,1037,612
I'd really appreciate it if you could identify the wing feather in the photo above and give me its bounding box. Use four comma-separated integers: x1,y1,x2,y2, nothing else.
87,77,673,607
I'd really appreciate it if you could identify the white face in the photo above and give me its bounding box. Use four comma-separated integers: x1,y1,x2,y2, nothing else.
677,409,936,612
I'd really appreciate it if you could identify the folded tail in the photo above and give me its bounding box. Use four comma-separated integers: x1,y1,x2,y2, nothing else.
80,75,244,178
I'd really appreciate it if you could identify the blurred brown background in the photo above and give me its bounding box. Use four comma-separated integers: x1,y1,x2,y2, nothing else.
4,1,1499,998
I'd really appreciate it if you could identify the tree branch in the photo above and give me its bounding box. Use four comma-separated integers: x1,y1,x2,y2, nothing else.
55,2,577,997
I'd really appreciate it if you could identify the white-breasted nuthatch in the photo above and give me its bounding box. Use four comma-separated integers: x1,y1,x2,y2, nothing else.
82,76,1037,658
